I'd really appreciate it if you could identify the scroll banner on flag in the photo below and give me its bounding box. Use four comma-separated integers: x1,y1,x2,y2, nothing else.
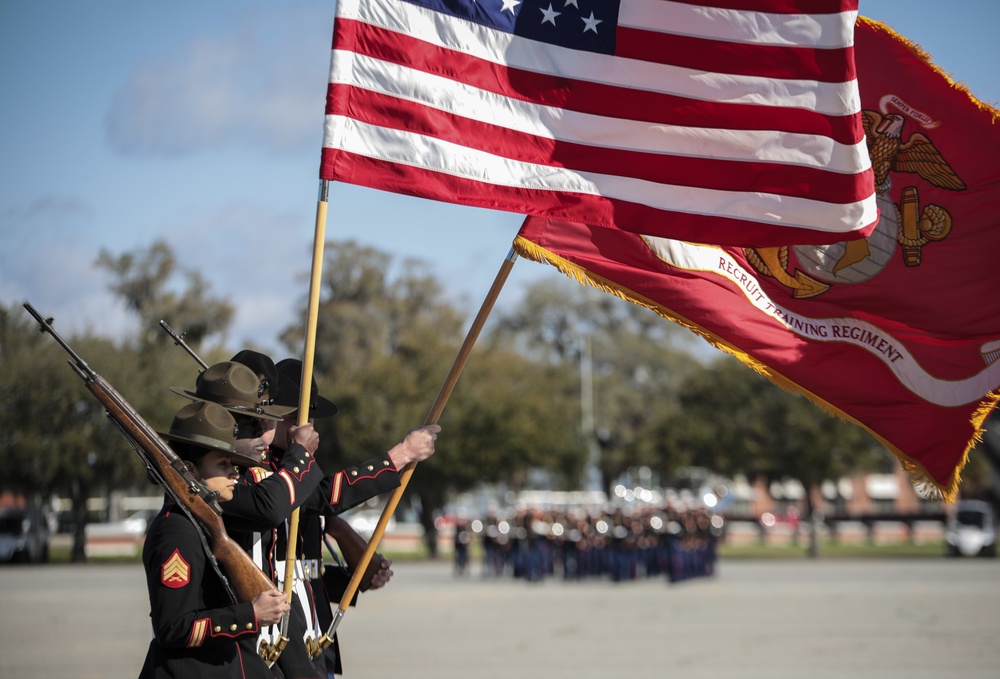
321,0,877,247
513,18,1000,500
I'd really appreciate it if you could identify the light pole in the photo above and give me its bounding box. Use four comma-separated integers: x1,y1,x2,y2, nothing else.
579,335,603,492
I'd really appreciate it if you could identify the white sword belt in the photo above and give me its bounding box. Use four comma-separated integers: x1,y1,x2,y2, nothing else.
274,558,323,582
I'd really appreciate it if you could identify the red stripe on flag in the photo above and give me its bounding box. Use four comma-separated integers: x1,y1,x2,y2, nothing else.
669,0,857,12
330,86,874,203
614,27,857,82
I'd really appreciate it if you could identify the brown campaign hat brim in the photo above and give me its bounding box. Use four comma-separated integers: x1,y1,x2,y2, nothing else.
158,429,235,454
169,386,290,420
157,429,259,469
158,401,259,469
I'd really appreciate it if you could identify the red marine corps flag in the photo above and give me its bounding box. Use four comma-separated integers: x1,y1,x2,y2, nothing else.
321,0,877,247
513,17,1000,500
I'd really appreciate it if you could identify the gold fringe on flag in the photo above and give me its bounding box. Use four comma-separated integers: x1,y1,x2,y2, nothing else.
513,236,999,503
858,16,1000,122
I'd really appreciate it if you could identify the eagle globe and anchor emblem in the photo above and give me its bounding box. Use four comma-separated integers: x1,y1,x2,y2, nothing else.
744,105,967,298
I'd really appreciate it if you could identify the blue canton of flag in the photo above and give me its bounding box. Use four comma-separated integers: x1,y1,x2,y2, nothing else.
403,0,620,54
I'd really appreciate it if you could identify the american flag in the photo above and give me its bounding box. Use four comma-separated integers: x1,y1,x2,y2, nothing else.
321,0,877,247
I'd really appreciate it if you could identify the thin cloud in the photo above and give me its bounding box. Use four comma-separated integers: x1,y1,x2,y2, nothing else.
0,195,133,339
1,196,309,353
156,204,311,354
104,4,332,158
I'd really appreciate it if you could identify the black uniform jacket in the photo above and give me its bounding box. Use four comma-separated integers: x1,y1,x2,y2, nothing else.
307,451,403,518
139,504,270,679
222,442,326,535
273,449,403,678
219,443,329,679
218,444,400,679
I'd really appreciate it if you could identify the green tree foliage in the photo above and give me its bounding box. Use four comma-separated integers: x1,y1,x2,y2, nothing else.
964,413,1000,505
94,240,241,423
440,345,582,491
489,280,701,488
278,242,465,461
0,242,238,560
661,354,885,556
0,303,147,560
276,241,585,552
95,240,234,347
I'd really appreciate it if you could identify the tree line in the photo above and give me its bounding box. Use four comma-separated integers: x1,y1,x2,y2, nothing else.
2,239,918,559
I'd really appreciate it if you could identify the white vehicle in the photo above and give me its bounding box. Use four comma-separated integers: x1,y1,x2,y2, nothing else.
344,509,396,540
945,500,997,557
84,509,155,540
80,509,157,557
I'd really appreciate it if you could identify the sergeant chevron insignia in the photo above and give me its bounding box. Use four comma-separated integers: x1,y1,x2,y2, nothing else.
161,549,191,588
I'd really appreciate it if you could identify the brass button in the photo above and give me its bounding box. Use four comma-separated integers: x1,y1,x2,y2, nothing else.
246,623,254,630
367,465,374,471
383,460,390,466
305,452,311,458
230,624,238,631
350,470,358,476
293,467,300,473
214,626,221,633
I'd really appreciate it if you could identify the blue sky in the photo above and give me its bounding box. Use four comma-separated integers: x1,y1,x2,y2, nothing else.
2,0,997,356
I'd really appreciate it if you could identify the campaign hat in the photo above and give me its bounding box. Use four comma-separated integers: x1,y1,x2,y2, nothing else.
272,359,338,418
229,350,295,416
170,361,289,420
158,401,258,468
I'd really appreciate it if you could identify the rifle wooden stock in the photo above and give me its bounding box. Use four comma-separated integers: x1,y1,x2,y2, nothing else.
87,375,276,603
325,515,380,591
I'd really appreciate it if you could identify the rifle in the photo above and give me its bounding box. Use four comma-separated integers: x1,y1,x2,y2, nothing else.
24,302,276,604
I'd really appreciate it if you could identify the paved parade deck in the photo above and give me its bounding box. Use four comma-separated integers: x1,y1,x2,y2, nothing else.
1,558,998,679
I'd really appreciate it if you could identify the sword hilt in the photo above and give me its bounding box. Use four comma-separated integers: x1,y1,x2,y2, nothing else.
308,608,346,659
258,634,289,668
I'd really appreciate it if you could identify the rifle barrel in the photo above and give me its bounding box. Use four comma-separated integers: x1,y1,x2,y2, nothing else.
159,320,209,370
23,302,91,373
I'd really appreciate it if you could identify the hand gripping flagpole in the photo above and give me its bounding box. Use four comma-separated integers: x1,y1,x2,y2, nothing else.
314,247,519,648
259,180,330,666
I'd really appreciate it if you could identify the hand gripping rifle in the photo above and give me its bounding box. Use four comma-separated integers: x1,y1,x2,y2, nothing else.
24,302,277,605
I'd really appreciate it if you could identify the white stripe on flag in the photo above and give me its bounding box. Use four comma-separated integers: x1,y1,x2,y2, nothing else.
620,0,857,48
325,115,878,233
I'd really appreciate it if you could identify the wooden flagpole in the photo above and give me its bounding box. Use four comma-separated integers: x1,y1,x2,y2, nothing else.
286,179,330,581
261,180,329,665
317,247,520,644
